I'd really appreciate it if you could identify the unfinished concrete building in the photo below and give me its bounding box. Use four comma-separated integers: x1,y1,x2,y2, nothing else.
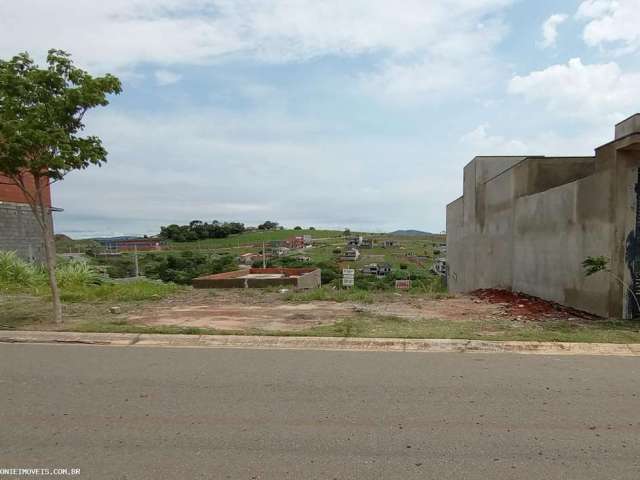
193,267,321,290
446,114,640,319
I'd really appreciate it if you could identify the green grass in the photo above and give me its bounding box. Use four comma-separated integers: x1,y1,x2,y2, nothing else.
297,314,640,343
69,321,219,336
60,312,640,344
284,286,376,303
58,279,182,303
167,229,343,250
0,279,182,329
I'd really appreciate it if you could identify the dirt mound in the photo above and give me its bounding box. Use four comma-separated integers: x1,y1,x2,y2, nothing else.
472,289,595,320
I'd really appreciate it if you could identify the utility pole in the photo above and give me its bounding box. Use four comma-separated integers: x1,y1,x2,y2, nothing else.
134,244,140,278
262,241,266,268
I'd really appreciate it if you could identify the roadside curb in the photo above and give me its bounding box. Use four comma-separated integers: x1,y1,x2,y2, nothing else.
0,331,638,356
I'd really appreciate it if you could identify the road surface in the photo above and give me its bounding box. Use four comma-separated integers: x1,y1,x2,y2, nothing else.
1,344,639,479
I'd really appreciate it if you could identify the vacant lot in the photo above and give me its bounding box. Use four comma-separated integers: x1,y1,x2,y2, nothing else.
4,286,640,343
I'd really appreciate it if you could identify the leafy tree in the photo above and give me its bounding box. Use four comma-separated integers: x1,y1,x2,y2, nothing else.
0,50,121,323
343,228,351,236
258,221,279,230
145,252,236,284
159,220,246,242
315,261,340,284
309,227,316,231
294,226,302,230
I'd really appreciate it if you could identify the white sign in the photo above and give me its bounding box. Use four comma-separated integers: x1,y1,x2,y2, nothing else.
342,269,355,287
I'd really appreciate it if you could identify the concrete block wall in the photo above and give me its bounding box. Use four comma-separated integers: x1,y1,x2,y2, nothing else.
0,202,46,262
296,268,322,289
446,114,640,318
512,171,613,317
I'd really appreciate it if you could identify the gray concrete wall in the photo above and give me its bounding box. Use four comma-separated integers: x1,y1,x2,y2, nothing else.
0,201,47,263
512,171,612,317
445,197,464,291
296,269,322,289
616,114,640,140
446,115,640,318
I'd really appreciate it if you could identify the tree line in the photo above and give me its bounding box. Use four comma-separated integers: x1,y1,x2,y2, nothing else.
160,220,289,242
160,220,246,242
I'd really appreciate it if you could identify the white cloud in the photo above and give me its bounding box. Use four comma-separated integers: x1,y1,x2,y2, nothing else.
460,124,610,159
0,0,512,99
361,16,508,102
508,58,640,122
154,70,182,86
540,13,568,48
460,124,528,154
576,0,640,54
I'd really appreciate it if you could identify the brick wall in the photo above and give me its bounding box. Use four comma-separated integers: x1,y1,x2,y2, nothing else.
0,173,51,207
0,202,48,262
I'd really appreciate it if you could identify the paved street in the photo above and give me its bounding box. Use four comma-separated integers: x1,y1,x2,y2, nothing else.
1,344,639,479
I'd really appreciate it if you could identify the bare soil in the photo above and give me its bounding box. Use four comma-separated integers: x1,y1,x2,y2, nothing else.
127,289,503,332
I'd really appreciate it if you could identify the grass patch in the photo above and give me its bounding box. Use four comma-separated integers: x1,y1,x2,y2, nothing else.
72,313,640,343
297,314,640,343
167,229,342,250
284,287,375,304
69,321,220,336
58,279,182,303
1,279,183,329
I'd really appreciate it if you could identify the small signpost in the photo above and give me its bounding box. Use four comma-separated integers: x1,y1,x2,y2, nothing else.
395,279,412,290
342,268,355,288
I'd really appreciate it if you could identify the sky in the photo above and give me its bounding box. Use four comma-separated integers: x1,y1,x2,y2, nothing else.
2,0,640,237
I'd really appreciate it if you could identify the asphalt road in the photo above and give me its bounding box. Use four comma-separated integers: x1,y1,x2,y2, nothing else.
1,345,639,479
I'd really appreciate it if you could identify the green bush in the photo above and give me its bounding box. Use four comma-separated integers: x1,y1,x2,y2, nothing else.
0,251,42,288
144,251,237,284
56,260,103,288
315,261,340,284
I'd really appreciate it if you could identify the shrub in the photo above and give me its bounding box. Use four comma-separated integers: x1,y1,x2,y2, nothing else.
314,261,340,284
144,251,237,284
0,251,42,287
56,260,103,288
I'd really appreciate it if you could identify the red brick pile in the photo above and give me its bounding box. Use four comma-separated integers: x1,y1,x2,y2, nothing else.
472,289,595,320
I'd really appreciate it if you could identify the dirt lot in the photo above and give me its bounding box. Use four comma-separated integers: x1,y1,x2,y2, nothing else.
126,288,589,332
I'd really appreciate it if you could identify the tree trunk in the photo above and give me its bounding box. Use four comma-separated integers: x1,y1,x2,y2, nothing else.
41,209,63,323
10,172,63,323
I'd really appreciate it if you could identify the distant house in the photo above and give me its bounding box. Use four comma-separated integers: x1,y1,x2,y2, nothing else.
360,238,373,249
341,248,360,261
361,264,379,275
286,236,306,250
378,263,392,275
99,237,164,252
303,235,313,245
347,236,363,247
295,255,311,263
382,240,395,248
239,253,262,265
361,263,392,276
432,258,447,277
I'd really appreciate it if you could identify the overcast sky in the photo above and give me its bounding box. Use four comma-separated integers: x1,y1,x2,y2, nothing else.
2,0,640,237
